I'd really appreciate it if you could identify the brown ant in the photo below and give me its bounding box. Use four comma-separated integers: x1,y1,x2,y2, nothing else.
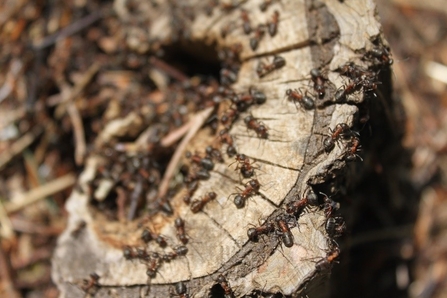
183,180,199,204
257,55,286,78
268,11,279,37
320,193,340,218
322,123,353,152
123,246,138,260
220,107,239,127
81,273,100,294
334,81,360,102
345,136,362,162
175,217,188,244
310,68,326,98
285,88,315,110
186,151,215,171
250,25,266,51
216,275,235,298
240,9,252,34
220,68,238,86
275,215,294,247
219,129,237,157
247,221,275,242
205,145,224,163
232,87,267,111
231,153,257,178
146,252,162,279
315,247,340,272
244,115,268,139
190,191,217,213
232,179,261,208
141,228,168,248
365,46,393,66
162,245,189,262
171,281,190,298
285,190,319,215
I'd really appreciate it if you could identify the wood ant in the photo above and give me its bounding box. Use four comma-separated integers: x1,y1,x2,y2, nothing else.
344,136,362,162
146,252,162,279
186,151,215,171
268,11,279,37
322,123,353,152
162,245,189,262
81,273,100,294
231,153,257,178
244,115,268,139
205,145,224,163
247,221,275,242
216,275,235,298
171,281,190,298
220,68,238,86
141,228,168,248
240,9,252,34
365,46,393,66
221,107,239,127
334,81,360,102
175,217,188,244
123,246,138,260
190,191,217,213
285,190,319,215
219,129,237,157
315,247,340,272
183,180,199,204
257,55,286,78
250,25,266,51
232,179,261,208
310,68,326,98
325,217,346,238
285,88,315,110
275,215,294,248
320,193,340,218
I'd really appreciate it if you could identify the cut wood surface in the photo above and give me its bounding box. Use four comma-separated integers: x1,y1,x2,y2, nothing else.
52,0,390,297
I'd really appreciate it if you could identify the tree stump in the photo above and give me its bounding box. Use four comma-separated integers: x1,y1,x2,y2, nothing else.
52,0,394,297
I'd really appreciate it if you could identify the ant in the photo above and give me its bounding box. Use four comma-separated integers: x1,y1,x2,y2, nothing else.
220,107,239,127
325,217,346,238
244,115,268,139
146,252,162,279
205,145,224,163
247,221,275,242
320,193,340,218
81,273,100,294
231,153,257,178
220,68,238,86
285,190,319,215
275,215,294,248
310,68,326,98
141,228,168,248
190,191,217,213
162,245,189,262
250,25,266,51
240,9,252,34
219,129,237,157
171,281,190,298
257,55,286,78
175,217,188,244
216,275,235,298
183,180,199,204
123,246,138,260
285,88,315,110
315,247,340,272
322,123,353,152
365,45,393,66
268,11,279,37
249,87,267,104
186,151,215,171
232,179,261,208
344,136,362,162
334,81,360,102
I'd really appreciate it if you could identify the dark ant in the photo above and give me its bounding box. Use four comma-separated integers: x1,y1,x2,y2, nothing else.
141,228,168,248
232,153,257,178
146,252,162,279
285,190,319,215
250,25,266,51
219,129,237,157
240,9,252,34
310,68,326,98
221,107,239,127
275,215,294,248
285,88,315,110
81,273,100,294
206,146,224,163
256,55,286,78
183,180,199,204
249,87,267,104
232,179,261,208
123,246,138,260
334,81,360,102
268,11,279,37
171,281,190,298
186,151,214,171
315,247,340,272
221,68,238,86
345,136,362,162
244,115,268,139
365,46,393,66
190,191,217,213
175,217,188,244
322,123,352,152
325,217,346,238
321,193,340,218
162,245,189,262
259,0,279,11
247,221,275,242
216,274,235,298
232,87,267,111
